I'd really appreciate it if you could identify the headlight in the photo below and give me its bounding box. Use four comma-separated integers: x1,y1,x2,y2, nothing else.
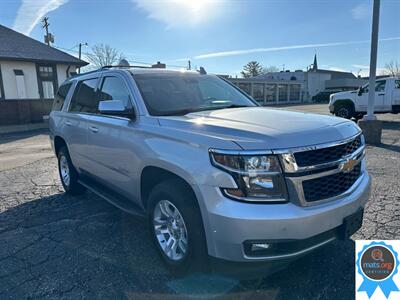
209,150,288,202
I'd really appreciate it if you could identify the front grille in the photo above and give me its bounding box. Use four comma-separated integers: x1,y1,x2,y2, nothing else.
294,135,362,167
302,163,361,202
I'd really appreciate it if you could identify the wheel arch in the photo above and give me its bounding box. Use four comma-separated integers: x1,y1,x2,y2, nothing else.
54,135,67,155
333,99,355,111
140,166,196,210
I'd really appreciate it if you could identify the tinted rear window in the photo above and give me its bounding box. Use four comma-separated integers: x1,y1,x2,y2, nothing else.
69,78,99,113
52,82,72,111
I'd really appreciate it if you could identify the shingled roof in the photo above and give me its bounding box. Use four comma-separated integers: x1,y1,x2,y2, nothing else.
0,25,88,66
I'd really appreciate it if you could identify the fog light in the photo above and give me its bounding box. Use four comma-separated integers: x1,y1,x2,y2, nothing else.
251,243,271,251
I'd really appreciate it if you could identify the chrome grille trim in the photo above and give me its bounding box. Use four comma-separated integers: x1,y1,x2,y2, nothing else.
274,132,364,173
273,133,365,206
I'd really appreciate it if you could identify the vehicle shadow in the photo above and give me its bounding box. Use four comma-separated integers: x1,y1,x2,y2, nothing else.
375,143,400,153
0,191,356,299
381,119,400,131
0,128,49,145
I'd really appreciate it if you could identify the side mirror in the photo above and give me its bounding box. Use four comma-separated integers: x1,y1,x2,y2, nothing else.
357,87,363,96
98,100,134,119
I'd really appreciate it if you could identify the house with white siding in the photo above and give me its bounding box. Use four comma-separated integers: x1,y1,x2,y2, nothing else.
0,24,88,125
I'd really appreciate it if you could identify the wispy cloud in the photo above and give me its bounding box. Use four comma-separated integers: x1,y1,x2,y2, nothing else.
351,3,371,20
133,0,224,29
351,64,386,77
352,64,370,69
192,37,400,60
13,0,68,36
329,67,349,72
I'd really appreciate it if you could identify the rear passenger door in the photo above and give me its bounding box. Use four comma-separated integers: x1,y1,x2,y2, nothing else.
86,74,140,202
65,77,99,173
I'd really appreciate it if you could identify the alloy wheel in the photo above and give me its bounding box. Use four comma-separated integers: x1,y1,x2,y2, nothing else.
59,155,70,187
153,200,188,261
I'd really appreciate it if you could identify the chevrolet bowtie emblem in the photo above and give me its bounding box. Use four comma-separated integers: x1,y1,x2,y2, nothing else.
340,158,358,173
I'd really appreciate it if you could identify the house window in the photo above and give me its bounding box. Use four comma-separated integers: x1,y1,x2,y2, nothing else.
289,84,301,101
14,69,27,99
265,84,277,103
37,64,57,99
252,83,265,104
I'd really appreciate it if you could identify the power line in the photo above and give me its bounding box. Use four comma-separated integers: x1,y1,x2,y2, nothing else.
53,45,215,71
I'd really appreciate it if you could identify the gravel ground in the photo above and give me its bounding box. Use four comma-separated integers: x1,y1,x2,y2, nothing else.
0,105,399,299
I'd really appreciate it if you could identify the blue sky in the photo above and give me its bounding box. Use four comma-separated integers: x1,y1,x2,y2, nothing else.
1,0,399,76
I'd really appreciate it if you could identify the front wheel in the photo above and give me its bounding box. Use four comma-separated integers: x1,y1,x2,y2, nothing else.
148,179,208,274
335,103,354,119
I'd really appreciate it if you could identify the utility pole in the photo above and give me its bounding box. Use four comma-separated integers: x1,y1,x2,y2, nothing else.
359,0,382,144
42,17,54,46
42,17,50,46
78,42,88,74
365,0,380,120
187,60,191,70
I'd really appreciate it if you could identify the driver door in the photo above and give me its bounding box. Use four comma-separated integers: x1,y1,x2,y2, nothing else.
357,80,386,112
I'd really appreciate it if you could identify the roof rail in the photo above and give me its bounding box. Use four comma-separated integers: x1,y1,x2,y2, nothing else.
101,65,152,69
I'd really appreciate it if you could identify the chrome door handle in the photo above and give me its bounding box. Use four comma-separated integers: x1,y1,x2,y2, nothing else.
89,126,98,133
65,121,72,126
378,93,385,96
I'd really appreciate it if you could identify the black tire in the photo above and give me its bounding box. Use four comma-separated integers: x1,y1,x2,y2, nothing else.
148,179,208,274
334,103,354,119
57,146,86,195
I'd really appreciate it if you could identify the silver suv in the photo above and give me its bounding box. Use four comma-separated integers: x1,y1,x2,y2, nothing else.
49,67,371,273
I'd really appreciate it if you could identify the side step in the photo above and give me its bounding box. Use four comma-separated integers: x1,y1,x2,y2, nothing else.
78,179,145,217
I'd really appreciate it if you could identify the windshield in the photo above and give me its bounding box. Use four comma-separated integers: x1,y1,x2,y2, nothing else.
132,73,257,116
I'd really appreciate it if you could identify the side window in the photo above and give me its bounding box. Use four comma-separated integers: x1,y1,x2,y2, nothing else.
52,82,72,111
395,80,400,89
375,80,386,92
99,76,132,109
69,78,98,113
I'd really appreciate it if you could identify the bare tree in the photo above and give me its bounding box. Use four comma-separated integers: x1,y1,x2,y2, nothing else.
241,61,264,78
262,65,279,74
384,60,400,77
86,44,125,68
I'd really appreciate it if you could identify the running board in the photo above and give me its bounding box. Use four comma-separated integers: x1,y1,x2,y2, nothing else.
78,179,145,217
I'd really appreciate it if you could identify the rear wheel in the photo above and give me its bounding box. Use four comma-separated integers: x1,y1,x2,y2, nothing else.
335,103,354,119
57,146,86,195
148,179,208,274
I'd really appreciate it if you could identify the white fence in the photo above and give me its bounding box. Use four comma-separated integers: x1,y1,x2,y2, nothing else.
229,79,306,105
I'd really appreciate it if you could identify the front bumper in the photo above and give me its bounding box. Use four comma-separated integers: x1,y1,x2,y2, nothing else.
197,171,371,262
329,103,335,113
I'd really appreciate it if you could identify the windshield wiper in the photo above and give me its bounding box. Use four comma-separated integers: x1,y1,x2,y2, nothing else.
219,104,251,109
160,104,252,116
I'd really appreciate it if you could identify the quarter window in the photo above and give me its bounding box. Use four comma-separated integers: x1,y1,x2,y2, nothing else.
395,80,400,89
99,77,132,108
69,78,98,113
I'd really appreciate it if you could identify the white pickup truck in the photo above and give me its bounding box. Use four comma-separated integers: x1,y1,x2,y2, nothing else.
329,77,400,119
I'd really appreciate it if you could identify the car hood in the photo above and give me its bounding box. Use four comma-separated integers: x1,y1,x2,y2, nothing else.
332,90,357,98
157,107,360,150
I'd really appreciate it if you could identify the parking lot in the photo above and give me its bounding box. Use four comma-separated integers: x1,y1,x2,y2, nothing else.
0,104,399,299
